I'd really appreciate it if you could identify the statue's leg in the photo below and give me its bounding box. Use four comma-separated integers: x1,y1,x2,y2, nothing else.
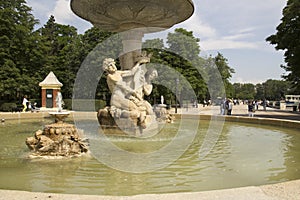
138,111,147,129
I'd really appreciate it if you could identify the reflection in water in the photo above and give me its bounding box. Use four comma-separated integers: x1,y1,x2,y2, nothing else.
0,118,299,195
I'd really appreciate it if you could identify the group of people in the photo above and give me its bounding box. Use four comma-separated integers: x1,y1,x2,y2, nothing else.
219,98,264,117
220,99,233,115
102,54,157,128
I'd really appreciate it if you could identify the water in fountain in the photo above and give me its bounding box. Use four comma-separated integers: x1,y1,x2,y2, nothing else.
1,117,300,195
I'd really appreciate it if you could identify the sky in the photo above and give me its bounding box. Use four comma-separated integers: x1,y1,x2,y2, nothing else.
26,0,288,84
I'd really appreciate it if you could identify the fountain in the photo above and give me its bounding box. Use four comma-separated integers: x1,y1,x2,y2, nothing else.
71,0,194,134
25,92,89,157
1,1,300,198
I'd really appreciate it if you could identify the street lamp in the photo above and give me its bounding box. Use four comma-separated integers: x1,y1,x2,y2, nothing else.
175,78,179,113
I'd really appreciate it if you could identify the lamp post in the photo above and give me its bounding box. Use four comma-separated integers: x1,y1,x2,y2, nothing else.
175,78,179,113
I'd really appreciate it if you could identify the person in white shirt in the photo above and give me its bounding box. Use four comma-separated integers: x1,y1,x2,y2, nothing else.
22,95,28,112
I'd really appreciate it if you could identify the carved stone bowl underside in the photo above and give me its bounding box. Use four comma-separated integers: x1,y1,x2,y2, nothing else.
71,0,194,32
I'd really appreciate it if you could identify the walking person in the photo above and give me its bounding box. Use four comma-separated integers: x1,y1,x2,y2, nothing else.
248,101,255,117
224,99,229,115
220,100,225,115
227,99,233,115
22,95,28,112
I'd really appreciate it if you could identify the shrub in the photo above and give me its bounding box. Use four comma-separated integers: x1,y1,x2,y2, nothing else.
0,103,18,112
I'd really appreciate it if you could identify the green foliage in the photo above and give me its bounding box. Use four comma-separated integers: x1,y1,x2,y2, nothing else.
232,79,290,101
266,0,300,92
34,15,80,98
0,1,237,106
233,83,256,100
204,53,235,100
0,102,17,112
263,79,290,100
0,0,38,100
166,29,207,101
142,29,210,104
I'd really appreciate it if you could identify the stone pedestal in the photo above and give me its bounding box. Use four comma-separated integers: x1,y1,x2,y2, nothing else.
119,30,144,70
97,107,157,136
25,112,89,157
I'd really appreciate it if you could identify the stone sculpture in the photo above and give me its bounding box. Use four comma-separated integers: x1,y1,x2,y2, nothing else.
26,112,89,157
56,91,63,112
71,0,194,134
97,52,158,134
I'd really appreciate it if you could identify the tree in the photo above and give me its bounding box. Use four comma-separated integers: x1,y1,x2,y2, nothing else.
211,53,235,98
0,0,38,101
166,28,207,103
233,83,255,100
167,28,200,61
262,79,290,100
73,27,121,100
254,83,265,100
266,0,300,93
34,15,85,98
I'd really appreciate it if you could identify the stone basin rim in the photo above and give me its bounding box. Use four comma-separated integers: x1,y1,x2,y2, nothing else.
70,0,195,32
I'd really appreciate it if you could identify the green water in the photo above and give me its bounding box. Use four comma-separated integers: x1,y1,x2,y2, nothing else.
0,118,300,196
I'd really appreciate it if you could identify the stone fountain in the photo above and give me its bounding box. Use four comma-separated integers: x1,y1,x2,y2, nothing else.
26,93,89,157
70,0,194,134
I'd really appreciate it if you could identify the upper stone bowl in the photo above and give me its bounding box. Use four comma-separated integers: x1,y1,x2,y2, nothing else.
70,0,194,32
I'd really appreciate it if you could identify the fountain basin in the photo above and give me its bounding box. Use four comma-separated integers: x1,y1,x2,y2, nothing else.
0,114,300,195
48,111,71,123
70,0,194,32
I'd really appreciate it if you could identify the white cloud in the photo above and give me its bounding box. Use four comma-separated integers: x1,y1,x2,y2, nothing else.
178,0,287,52
180,12,217,38
28,0,50,14
222,33,254,41
200,39,258,51
49,0,74,24
232,76,265,84
27,0,56,25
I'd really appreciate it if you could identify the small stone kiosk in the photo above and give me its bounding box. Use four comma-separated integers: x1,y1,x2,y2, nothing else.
39,71,63,110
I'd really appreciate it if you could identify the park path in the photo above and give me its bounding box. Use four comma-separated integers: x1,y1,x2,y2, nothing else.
170,104,300,121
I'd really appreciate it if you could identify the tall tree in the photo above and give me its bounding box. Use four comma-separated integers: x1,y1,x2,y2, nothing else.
212,53,235,98
262,79,290,100
266,0,300,93
233,83,255,100
34,15,79,98
0,0,38,100
166,28,207,102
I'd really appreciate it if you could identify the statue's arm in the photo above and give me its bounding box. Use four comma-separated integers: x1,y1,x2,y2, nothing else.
143,84,153,96
121,57,150,78
121,62,141,78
